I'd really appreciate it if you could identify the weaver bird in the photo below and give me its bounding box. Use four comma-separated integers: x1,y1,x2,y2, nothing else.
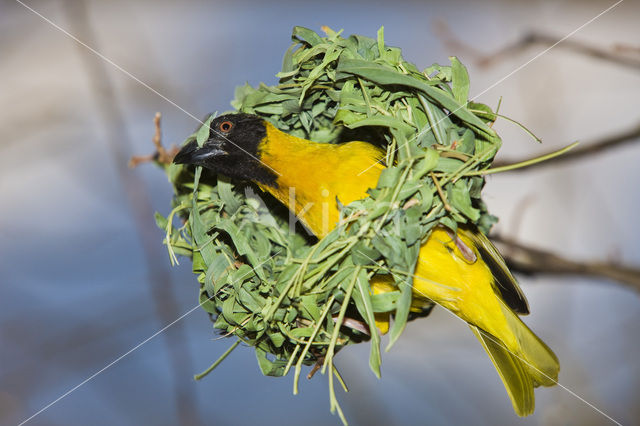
174,113,559,416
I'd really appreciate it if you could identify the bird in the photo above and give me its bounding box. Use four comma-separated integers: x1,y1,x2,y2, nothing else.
174,112,560,416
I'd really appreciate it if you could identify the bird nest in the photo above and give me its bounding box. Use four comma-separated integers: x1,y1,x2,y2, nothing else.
158,26,511,422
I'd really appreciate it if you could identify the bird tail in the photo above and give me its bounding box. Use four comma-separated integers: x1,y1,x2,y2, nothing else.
470,304,559,416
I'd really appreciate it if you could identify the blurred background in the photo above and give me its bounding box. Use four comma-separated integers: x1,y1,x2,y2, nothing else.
1,0,639,424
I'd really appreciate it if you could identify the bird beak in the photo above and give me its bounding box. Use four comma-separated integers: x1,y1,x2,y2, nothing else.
173,139,226,166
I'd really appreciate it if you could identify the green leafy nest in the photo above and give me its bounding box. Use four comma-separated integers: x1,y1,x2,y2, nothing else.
158,26,504,419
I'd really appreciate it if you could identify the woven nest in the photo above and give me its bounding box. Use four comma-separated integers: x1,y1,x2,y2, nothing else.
158,26,505,419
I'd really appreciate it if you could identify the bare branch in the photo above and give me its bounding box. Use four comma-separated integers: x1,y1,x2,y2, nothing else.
433,20,640,70
613,43,640,55
129,113,179,168
478,32,640,70
492,122,640,170
492,234,640,292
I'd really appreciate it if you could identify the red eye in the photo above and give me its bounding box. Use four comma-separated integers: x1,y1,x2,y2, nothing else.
219,121,233,132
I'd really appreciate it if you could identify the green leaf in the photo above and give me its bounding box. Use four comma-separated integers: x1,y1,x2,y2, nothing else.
237,286,264,313
450,56,469,105
336,58,495,138
401,222,422,246
292,26,324,46
468,101,497,123
345,115,414,134
353,268,382,377
414,148,439,179
424,63,452,81
439,215,458,233
397,180,422,200
351,241,381,265
198,287,217,314
420,94,447,145
386,274,412,351
269,332,285,347
190,180,217,267
377,167,402,188
196,115,214,147
376,26,385,58
458,128,476,155
448,180,480,222
324,264,358,293
300,295,322,322
418,186,434,213
192,250,206,273
216,219,266,280
468,176,485,199
217,176,242,214
290,327,315,338
370,290,399,312
154,212,168,230
371,234,405,268
205,253,231,294
435,157,464,173
256,347,288,377
280,42,298,75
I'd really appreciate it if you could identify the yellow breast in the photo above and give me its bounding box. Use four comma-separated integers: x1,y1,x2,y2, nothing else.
258,122,385,236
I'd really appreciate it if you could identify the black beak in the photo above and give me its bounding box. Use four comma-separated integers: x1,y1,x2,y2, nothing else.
173,139,226,166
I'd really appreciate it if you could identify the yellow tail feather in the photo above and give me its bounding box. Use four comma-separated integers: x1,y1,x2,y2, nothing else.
498,302,559,388
471,304,559,416
470,325,535,416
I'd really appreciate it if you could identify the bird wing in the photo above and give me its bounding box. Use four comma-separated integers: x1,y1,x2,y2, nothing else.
460,227,530,315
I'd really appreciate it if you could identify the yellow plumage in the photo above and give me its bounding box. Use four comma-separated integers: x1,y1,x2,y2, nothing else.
257,121,559,416
258,123,386,237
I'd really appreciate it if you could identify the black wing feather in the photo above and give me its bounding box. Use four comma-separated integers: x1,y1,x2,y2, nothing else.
461,227,530,315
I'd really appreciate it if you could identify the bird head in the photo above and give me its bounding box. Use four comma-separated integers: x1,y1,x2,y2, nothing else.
173,113,278,187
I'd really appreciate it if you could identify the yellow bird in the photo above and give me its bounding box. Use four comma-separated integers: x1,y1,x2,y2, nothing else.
174,113,560,416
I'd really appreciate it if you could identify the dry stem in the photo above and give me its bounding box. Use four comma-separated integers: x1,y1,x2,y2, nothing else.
129,112,179,168
493,234,640,292
433,20,640,70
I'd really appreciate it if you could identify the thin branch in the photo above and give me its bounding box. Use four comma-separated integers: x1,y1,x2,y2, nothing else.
492,234,640,292
492,122,640,171
613,43,640,55
478,32,640,70
433,20,640,70
129,113,179,168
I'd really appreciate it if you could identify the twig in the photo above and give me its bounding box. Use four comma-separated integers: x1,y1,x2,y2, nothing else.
129,113,179,168
430,172,452,211
492,122,640,171
492,234,640,292
433,20,640,70
613,43,640,55
307,359,323,380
